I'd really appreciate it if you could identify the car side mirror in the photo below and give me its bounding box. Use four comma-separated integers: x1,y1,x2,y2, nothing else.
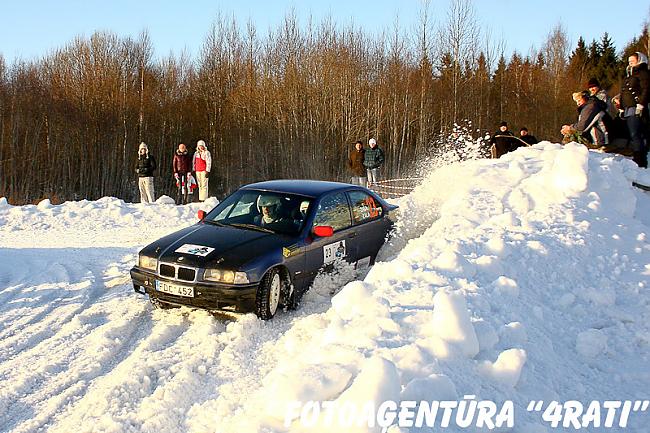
312,225,334,237
198,210,206,221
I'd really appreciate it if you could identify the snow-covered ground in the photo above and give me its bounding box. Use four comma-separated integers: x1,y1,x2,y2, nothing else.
1,142,650,433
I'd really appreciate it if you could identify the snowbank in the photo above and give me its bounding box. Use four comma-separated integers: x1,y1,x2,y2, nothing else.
1,143,650,433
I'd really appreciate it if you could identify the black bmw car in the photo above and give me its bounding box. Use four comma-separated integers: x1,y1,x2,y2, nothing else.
130,180,398,319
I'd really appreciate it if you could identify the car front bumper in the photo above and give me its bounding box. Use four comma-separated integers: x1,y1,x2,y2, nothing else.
130,267,258,312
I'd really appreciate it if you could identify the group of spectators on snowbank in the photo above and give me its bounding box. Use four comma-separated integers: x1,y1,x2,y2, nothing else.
135,140,212,204
560,51,649,168
488,122,539,158
489,51,649,169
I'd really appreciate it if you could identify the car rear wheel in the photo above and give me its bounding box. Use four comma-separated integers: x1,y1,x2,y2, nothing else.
256,268,282,320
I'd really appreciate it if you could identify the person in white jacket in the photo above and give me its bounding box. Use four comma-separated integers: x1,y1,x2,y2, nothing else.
192,140,212,201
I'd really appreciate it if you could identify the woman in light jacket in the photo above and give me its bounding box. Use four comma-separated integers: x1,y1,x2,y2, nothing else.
193,140,212,202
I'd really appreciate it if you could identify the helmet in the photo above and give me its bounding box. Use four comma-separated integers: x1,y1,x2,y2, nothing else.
257,195,281,211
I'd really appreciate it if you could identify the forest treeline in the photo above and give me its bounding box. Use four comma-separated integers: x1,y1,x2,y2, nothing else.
0,2,649,204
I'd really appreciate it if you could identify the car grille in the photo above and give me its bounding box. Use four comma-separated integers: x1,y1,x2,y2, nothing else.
177,267,196,281
158,263,197,282
160,264,176,278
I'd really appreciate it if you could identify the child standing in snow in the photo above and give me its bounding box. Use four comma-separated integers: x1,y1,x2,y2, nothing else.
173,143,192,205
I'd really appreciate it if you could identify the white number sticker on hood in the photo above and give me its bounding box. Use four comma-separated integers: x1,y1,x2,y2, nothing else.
175,244,215,256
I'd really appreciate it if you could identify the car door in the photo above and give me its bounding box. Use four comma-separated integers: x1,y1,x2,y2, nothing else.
304,191,359,280
346,189,390,264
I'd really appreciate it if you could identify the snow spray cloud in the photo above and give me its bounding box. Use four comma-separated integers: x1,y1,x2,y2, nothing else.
413,121,489,179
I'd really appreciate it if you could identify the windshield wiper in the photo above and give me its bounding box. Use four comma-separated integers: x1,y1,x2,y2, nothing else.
229,223,275,233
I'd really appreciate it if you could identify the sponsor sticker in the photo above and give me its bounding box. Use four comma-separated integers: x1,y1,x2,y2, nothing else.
283,243,301,258
174,243,215,256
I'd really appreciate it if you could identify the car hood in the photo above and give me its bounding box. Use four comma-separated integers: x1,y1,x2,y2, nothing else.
140,223,294,269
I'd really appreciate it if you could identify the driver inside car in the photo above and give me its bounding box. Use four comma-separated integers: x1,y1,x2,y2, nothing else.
255,195,294,232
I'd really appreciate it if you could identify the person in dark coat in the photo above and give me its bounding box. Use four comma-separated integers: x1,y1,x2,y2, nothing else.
173,143,193,204
489,121,521,158
560,91,608,147
619,51,649,168
348,140,366,186
519,127,538,145
587,77,616,119
363,138,385,187
135,142,156,203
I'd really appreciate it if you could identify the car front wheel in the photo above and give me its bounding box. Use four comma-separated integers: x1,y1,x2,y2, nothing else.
256,268,282,320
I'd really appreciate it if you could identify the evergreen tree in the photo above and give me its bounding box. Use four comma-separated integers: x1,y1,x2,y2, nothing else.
568,37,589,88
594,33,619,90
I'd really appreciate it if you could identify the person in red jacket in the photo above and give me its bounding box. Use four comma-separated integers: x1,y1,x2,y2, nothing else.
173,143,192,204
192,140,212,202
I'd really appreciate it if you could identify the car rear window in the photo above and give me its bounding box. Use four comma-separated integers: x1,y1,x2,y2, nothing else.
348,190,383,224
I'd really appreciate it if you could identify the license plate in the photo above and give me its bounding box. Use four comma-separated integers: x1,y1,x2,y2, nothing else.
155,280,194,298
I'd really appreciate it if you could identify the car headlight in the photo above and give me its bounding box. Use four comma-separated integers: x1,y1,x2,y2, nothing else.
138,255,158,271
204,268,249,284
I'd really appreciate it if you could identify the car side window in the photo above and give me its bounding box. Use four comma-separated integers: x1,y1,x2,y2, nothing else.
312,192,352,232
348,190,383,224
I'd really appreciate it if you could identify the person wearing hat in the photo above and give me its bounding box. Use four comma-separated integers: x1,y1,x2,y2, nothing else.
587,77,616,119
519,127,538,145
488,121,517,158
135,142,156,203
193,139,212,201
363,138,385,187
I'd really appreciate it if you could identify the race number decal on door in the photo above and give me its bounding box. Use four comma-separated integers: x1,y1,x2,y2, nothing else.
323,240,346,264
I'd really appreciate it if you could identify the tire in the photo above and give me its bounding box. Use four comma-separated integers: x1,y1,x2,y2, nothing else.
256,268,282,320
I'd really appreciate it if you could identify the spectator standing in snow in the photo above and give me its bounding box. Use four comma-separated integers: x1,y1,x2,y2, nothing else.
135,142,156,203
619,51,649,168
560,91,608,148
363,138,384,187
519,127,538,145
489,121,519,158
347,140,366,186
193,140,212,202
173,143,193,205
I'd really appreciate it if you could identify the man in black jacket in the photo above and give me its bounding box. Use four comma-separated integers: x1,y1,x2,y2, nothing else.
619,51,649,168
489,121,522,158
519,127,538,145
135,142,157,203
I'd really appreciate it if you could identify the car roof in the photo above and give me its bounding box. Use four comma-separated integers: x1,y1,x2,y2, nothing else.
241,179,358,197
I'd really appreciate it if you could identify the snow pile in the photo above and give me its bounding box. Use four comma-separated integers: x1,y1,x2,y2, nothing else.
1,142,650,432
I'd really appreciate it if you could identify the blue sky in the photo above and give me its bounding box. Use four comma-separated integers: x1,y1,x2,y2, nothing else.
1,0,648,62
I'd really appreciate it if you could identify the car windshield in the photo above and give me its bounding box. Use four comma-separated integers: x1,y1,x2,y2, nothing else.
204,189,312,235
